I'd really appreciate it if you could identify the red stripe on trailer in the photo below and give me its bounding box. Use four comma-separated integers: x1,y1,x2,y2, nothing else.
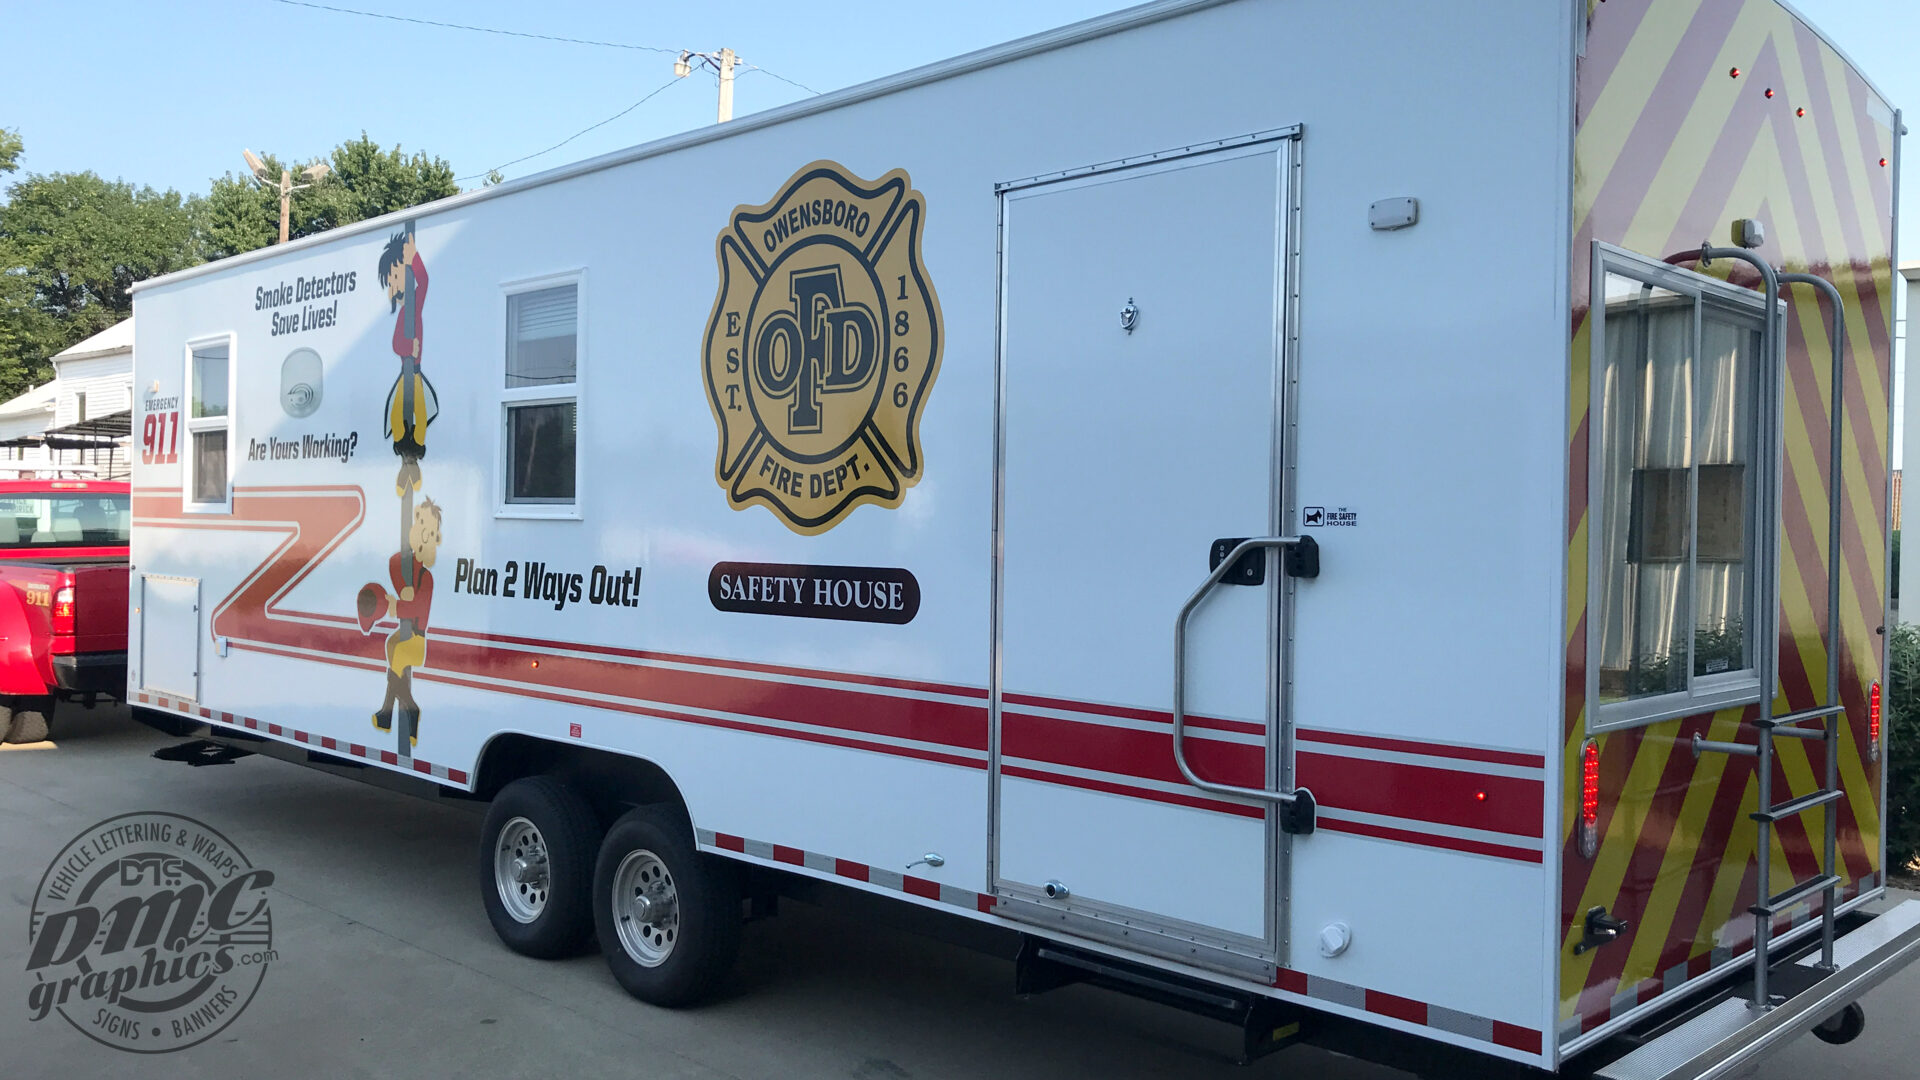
431,627,993,701
1001,710,1265,791
1294,728,1548,769
700,832,988,914
1272,967,1309,994
140,697,474,791
1316,815,1542,864
1000,764,1265,820
1297,752,1543,838
415,669,988,770
1364,989,1427,1026
1000,690,1264,736
1491,1021,1541,1054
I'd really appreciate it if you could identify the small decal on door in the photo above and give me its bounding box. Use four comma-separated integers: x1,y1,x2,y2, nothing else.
1303,506,1357,527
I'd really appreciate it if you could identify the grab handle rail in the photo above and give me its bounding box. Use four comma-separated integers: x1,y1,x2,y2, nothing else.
1171,536,1315,818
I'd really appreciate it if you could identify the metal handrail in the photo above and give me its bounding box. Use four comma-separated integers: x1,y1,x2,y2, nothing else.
1778,269,1846,973
1171,536,1312,805
1698,243,1790,1007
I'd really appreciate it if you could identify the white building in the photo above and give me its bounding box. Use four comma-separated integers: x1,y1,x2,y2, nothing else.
0,319,134,480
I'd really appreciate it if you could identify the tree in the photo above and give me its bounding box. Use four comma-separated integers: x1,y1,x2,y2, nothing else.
0,166,199,400
198,134,458,259
0,128,21,175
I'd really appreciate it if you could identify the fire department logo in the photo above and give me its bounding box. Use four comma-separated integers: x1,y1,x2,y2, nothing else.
703,161,942,534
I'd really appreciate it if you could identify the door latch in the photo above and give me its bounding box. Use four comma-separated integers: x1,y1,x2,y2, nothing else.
1284,536,1319,579
1209,538,1266,585
1573,906,1629,955
1210,536,1321,585
1280,788,1316,835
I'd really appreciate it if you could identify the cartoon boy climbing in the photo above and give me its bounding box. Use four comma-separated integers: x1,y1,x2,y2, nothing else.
378,222,438,493
371,497,441,750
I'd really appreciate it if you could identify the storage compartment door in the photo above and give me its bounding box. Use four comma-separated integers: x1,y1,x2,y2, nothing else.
138,574,200,701
992,136,1290,969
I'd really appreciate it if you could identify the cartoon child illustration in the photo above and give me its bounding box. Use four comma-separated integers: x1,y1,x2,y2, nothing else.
370,497,441,749
378,223,438,493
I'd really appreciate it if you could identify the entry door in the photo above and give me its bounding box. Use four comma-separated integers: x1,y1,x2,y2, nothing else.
992,136,1292,970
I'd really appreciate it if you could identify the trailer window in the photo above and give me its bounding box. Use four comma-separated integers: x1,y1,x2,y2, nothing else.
1590,247,1770,731
186,338,232,508
502,283,578,508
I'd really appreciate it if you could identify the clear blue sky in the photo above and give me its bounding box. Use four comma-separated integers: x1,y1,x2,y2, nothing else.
4,1,1915,252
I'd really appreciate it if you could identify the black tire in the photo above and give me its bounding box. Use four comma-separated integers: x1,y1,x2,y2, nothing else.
4,696,52,744
593,805,740,1007
1813,1001,1866,1045
479,776,602,959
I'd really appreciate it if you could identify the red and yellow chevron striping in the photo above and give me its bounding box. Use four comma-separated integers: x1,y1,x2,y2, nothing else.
1560,0,1893,1041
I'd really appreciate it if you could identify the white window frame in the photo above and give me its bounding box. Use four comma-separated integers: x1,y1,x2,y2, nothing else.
1586,242,1781,733
497,269,584,520
182,333,237,513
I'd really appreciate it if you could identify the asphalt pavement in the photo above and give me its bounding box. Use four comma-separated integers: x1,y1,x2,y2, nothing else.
0,704,1913,1079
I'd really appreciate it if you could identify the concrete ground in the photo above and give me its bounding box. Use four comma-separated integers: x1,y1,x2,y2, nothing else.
0,705,1914,1080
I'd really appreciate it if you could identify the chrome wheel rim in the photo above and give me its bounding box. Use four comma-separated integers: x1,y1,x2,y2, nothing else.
494,816,551,924
611,849,679,967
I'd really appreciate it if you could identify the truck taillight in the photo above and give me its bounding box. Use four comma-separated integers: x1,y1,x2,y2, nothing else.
1579,739,1600,859
1870,680,1881,762
51,585,74,635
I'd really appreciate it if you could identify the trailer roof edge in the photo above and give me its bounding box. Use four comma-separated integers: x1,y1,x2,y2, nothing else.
130,0,1237,296
1774,0,1899,113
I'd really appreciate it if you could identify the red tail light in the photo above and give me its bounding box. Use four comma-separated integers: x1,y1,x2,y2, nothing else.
1870,680,1881,762
51,585,74,636
1580,739,1601,858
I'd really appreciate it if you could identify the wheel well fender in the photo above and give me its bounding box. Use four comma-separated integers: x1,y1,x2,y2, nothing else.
471,732,689,830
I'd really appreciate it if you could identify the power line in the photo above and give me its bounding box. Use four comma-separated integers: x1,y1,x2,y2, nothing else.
457,76,684,183
741,65,821,96
267,0,681,54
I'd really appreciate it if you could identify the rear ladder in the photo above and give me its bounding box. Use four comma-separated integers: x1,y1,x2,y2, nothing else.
1689,245,1852,1006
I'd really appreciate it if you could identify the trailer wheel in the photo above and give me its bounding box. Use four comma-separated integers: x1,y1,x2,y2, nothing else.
593,806,740,1007
479,776,601,958
3,697,53,744
1813,1002,1866,1045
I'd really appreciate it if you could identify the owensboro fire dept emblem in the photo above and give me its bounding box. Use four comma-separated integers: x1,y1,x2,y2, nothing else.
703,161,942,534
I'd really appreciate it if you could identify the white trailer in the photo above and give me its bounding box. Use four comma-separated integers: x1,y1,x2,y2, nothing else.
128,1,1919,1075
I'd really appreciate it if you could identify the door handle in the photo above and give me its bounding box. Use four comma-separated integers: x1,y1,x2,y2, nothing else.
1173,536,1317,831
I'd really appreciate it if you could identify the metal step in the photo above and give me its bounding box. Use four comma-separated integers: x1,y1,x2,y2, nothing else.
1751,788,1843,823
1013,937,1304,1065
1750,874,1841,918
1595,900,1920,1080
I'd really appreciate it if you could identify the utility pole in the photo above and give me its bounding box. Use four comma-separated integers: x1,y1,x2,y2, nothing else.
243,150,330,244
675,48,740,122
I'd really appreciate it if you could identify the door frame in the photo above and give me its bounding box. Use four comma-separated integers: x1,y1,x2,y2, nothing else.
985,126,1306,976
